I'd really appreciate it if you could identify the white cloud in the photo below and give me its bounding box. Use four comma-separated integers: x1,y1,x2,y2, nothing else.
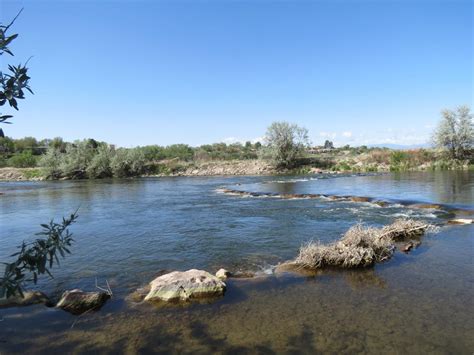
319,131,337,139
342,131,352,138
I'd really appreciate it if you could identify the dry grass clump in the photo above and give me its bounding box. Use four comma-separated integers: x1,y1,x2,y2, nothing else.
292,219,435,270
379,218,436,241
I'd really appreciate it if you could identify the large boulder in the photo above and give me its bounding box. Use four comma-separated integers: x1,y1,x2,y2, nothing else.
144,269,226,302
0,291,50,308
56,289,110,315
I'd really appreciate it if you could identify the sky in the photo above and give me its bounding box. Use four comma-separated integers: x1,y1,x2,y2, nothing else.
1,0,472,147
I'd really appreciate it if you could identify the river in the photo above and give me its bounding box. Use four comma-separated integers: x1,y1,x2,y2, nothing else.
0,171,473,353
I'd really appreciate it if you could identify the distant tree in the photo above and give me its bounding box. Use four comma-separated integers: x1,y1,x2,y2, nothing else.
265,121,310,168
433,106,473,159
0,136,14,153
12,136,38,152
324,140,334,149
0,9,33,127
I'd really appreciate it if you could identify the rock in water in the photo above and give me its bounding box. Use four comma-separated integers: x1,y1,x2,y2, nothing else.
447,219,473,225
215,268,231,279
0,291,51,308
56,289,110,315
144,269,226,302
402,242,414,253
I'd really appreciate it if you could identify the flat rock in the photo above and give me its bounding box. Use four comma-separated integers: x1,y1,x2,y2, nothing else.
56,289,110,315
145,269,226,302
0,291,50,308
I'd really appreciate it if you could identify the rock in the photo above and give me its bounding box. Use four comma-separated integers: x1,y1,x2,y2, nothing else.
373,200,388,207
144,269,226,302
350,196,371,203
56,289,110,315
402,242,414,253
447,218,473,225
0,291,51,308
274,262,320,277
127,285,151,303
410,203,442,210
216,268,231,279
230,271,256,278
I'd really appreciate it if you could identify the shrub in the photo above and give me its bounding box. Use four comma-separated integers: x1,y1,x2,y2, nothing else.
366,149,391,164
7,150,37,167
59,140,96,178
110,148,146,177
87,145,115,178
39,147,63,179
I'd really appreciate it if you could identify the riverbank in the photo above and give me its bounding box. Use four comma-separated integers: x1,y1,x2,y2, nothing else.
0,157,472,182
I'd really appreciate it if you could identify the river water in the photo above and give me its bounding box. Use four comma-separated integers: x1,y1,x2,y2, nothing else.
0,171,473,353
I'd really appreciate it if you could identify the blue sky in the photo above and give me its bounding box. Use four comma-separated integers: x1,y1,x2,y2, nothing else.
1,0,472,147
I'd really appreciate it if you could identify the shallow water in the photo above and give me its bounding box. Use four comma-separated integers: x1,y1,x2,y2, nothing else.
0,171,473,354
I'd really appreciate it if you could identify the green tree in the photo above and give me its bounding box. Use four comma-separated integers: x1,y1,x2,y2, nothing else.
433,105,473,159
265,121,310,168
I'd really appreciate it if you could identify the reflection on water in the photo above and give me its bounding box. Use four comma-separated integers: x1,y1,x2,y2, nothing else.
0,172,473,353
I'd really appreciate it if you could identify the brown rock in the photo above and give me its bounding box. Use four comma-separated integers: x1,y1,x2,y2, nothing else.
56,289,110,315
0,291,51,308
402,242,414,253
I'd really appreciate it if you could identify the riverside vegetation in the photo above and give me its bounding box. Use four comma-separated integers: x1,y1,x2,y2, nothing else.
0,136,472,181
0,106,472,180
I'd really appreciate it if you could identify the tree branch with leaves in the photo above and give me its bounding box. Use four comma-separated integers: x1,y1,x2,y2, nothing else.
0,212,78,299
0,8,33,125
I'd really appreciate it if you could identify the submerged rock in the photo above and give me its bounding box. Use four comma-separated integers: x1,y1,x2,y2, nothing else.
144,269,226,302
410,203,442,210
216,268,231,279
0,291,51,308
230,271,256,278
402,242,414,253
56,289,110,315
